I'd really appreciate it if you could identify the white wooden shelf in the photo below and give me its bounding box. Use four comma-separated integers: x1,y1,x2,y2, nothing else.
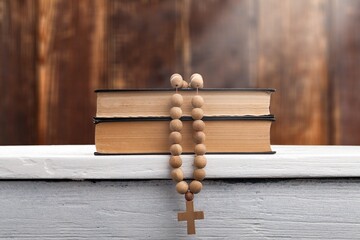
2,145,360,239
0,145,360,179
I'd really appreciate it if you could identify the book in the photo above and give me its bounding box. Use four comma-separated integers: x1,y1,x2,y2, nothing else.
94,115,274,154
95,88,274,117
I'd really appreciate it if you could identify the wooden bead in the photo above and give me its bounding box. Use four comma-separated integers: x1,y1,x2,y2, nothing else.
169,156,182,168
191,95,204,108
182,81,189,88
194,169,206,181
171,93,183,107
185,191,194,201
192,120,205,131
170,119,183,131
170,144,182,155
190,73,204,88
195,144,206,155
169,131,182,144
194,155,207,168
189,180,202,194
176,181,189,194
191,108,204,120
193,131,206,144
170,107,182,119
170,74,183,88
171,168,184,182
190,73,202,82
171,73,182,81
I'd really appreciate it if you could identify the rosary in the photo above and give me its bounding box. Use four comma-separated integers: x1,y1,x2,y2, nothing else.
169,73,206,235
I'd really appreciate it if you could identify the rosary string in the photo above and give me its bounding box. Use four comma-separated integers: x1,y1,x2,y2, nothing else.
169,73,205,235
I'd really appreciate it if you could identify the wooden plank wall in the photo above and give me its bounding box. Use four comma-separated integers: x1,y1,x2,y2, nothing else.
0,0,359,145
0,0,37,144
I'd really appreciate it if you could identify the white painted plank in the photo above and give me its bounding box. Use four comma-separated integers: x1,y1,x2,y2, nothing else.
1,145,360,179
0,179,360,239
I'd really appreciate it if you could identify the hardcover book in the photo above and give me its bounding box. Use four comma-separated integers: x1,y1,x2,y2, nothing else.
94,88,275,154
96,88,274,117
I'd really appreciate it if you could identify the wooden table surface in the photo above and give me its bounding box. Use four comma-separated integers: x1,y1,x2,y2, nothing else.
1,145,360,239
0,145,360,179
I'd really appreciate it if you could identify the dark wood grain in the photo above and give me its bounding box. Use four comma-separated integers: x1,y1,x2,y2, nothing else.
330,0,360,144
189,0,256,88
0,0,37,144
106,0,179,88
1,0,360,145
38,0,106,144
257,0,330,144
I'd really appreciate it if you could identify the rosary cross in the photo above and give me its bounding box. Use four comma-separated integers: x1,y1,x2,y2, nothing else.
178,200,204,234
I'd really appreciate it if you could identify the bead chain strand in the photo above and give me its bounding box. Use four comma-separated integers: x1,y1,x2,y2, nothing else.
189,74,206,197
168,73,206,201
169,73,188,195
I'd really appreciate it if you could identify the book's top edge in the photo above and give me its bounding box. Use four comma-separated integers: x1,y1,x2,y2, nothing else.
93,115,275,124
95,88,276,93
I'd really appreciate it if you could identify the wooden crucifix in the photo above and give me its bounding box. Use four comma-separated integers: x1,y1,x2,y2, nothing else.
178,200,204,234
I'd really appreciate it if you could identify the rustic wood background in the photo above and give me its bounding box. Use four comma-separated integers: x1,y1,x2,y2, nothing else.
0,0,359,145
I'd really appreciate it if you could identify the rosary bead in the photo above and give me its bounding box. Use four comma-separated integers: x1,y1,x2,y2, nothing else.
170,107,182,119
191,108,204,120
190,73,204,88
190,73,202,81
176,181,189,194
193,131,206,144
192,120,205,131
171,93,183,107
191,95,204,108
171,73,182,81
169,155,182,168
169,131,182,144
189,180,202,194
170,119,183,132
170,144,182,156
171,168,184,182
194,155,207,168
170,74,183,88
195,144,206,155
182,81,189,88
185,191,194,201
194,169,206,181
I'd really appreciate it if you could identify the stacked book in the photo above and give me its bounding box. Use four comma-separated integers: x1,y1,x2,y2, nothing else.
94,88,275,154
